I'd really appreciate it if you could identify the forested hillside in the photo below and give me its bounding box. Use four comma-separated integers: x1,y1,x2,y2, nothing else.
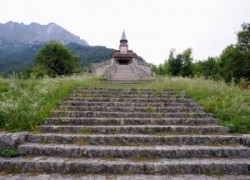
0,42,116,74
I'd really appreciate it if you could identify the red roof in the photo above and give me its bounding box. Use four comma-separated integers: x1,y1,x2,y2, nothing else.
112,50,136,58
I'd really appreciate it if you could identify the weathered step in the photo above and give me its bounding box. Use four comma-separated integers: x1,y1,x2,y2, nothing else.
27,134,243,146
61,101,201,108
2,174,250,180
18,143,250,159
72,90,177,95
74,87,175,93
50,111,213,118
57,106,205,113
45,117,219,126
38,125,229,134
67,97,195,103
0,157,249,174
69,94,183,99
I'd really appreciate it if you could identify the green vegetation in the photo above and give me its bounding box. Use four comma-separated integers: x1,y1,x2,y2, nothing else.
0,75,249,133
151,77,250,133
40,139,49,145
144,107,158,113
34,42,79,77
0,167,21,175
78,129,92,134
130,157,160,162
76,139,90,146
154,23,250,85
1,148,18,157
0,75,100,132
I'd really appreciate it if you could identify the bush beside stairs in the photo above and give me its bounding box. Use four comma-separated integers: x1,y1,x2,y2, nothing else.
0,87,250,179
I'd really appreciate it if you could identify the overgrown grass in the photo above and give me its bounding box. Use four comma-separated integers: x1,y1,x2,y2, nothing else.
148,76,250,134
0,75,100,132
0,75,249,133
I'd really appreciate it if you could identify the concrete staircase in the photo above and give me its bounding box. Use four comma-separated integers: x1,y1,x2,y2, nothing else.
0,88,250,178
111,65,140,81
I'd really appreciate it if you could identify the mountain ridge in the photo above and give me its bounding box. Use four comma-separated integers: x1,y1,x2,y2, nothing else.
0,21,88,47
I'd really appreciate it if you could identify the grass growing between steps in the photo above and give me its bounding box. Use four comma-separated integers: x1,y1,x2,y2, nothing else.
0,75,249,133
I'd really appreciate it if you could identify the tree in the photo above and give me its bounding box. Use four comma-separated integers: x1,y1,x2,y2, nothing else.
219,23,250,83
219,44,249,82
193,57,220,80
35,42,79,77
168,54,182,76
237,23,250,50
180,48,193,77
166,49,182,76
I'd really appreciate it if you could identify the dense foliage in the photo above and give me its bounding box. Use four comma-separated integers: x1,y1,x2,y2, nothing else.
35,42,79,77
154,23,250,85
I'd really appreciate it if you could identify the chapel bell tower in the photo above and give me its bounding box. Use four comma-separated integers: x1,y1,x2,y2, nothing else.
112,30,136,65
119,31,128,54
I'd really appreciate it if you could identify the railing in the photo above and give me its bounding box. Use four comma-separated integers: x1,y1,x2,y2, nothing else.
94,59,116,79
132,59,153,78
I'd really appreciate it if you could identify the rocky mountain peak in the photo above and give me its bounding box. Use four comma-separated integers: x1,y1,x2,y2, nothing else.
0,21,88,47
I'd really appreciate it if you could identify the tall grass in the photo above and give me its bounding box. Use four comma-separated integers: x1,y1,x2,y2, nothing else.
0,75,99,132
0,75,249,133
150,76,250,133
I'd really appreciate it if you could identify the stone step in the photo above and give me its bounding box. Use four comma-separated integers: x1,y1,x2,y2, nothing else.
115,65,134,73
50,111,213,118
0,172,250,180
45,117,219,126
61,101,200,108
111,73,140,81
1,174,250,180
18,143,250,159
0,157,249,174
38,125,229,134
27,134,243,146
66,97,194,103
69,94,182,99
72,90,176,95
74,87,175,92
57,106,205,113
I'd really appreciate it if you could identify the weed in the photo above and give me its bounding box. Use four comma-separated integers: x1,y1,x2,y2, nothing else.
58,118,66,125
78,129,92,134
99,76,108,81
40,139,49,144
76,139,90,146
144,107,157,113
0,167,21,175
130,157,160,162
1,147,18,157
149,131,177,136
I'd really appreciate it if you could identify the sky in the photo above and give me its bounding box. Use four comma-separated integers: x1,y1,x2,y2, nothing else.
1,0,250,65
